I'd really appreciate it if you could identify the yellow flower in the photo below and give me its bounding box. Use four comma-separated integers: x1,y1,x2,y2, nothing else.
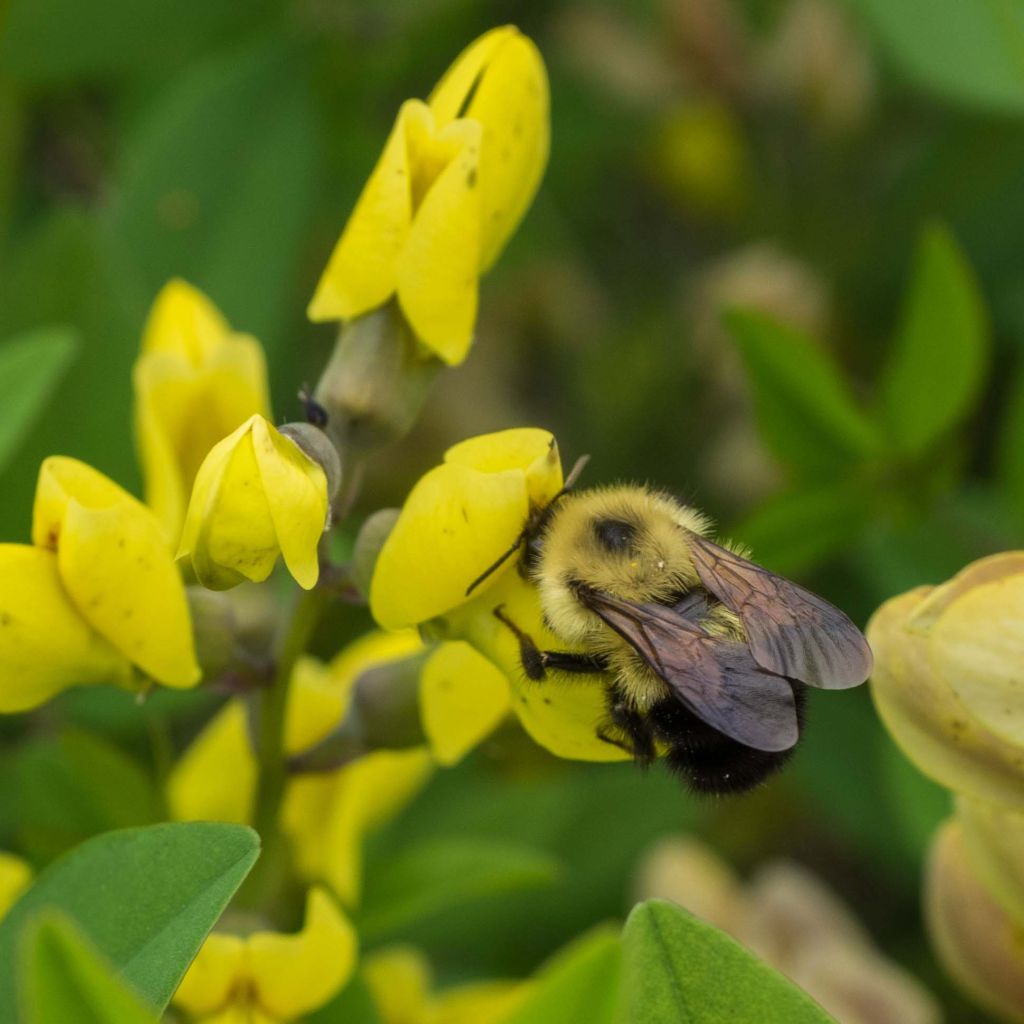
867,553,1024,807
173,887,356,1024
133,280,270,543
177,415,330,591
0,852,31,919
169,630,432,906
0,457,198,711
372,428,627,764
308,26,549,365
364,945,530,1024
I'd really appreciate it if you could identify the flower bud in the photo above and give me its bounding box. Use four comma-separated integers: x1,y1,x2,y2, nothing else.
308,26,549,366
277,422,342,504
178,415,330,591
868,563,1024,808
926,819,1024,1022
133,279,270,543
312,305,442,455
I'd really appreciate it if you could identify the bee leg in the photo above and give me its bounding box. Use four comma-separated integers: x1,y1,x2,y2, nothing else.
598,690,656,764
493,606,606,681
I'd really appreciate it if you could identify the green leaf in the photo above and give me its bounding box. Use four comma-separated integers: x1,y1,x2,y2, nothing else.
359,838,559,939
997,362,1024,521
503,927,622,1024
733,478,873,576
0,327,77,479
725,310,880,477
0,822,259,1018
22,915,156,1024
13,729,163,862
621,900,834,1023
110,40,320,354
845,0,1024,114
879,225,988,456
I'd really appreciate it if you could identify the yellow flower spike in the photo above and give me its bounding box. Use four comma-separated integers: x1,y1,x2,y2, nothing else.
177,415,329,591
957,796,1024,928
168,700,255,825
134,279,271,542
0,546,132,711
448,570,629,763
0,851,31,919
284,747,433,906
31,457,198,689
420,641,512,765
371,428,561,629
428,25,550,271
868,587,1024,808
249,887,358,1019
309,27,549,365
173,888,355,1023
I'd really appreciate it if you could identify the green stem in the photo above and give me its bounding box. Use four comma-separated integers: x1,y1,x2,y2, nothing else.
244,586,325,905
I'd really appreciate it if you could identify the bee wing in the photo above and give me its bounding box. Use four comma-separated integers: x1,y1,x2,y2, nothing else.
686,533,872,689
576,588,799,753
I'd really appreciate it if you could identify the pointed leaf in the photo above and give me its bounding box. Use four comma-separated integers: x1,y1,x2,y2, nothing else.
879,225,988,456
621,900,834,1023
0,822,259,1017
725,310,879,477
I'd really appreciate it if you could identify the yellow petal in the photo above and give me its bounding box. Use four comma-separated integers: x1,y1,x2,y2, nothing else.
134,328,270,543
308,100,416,323
141,279,231,363
0,851,32,919
283,748,433,906
868,588,1024,806
928,573,1024,745
396,116,482,364
32,456,133,550
172,932,246,1017
958,796,1024,929
364,945,432,1024
249,887,357,1019
448,572,629,762
444,428,563,507
251,417,327,590
57,497,198,687
286,630,423,756
184,418,278,589
420,641,511,765
926,819,1024,1022
370,462,528,629
0,545,132,711
429,26,549,271
431,980,532,1024
168,700,256,824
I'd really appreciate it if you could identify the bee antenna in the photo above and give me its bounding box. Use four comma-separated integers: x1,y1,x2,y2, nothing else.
465,534,525,596
563,454,590,491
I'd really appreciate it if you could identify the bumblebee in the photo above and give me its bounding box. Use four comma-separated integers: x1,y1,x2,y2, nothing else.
471,470,872,794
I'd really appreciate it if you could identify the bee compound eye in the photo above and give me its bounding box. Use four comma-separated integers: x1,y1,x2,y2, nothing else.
593,518,636,553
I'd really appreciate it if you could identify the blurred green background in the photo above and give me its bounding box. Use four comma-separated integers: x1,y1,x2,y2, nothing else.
3,0,1024,1018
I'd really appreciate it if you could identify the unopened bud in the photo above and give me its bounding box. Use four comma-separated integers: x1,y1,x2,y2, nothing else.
314,303,442,455
279,422,343,503
351,508,400,599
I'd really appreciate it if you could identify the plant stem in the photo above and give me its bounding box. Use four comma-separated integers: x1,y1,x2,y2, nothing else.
244,585,324,905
